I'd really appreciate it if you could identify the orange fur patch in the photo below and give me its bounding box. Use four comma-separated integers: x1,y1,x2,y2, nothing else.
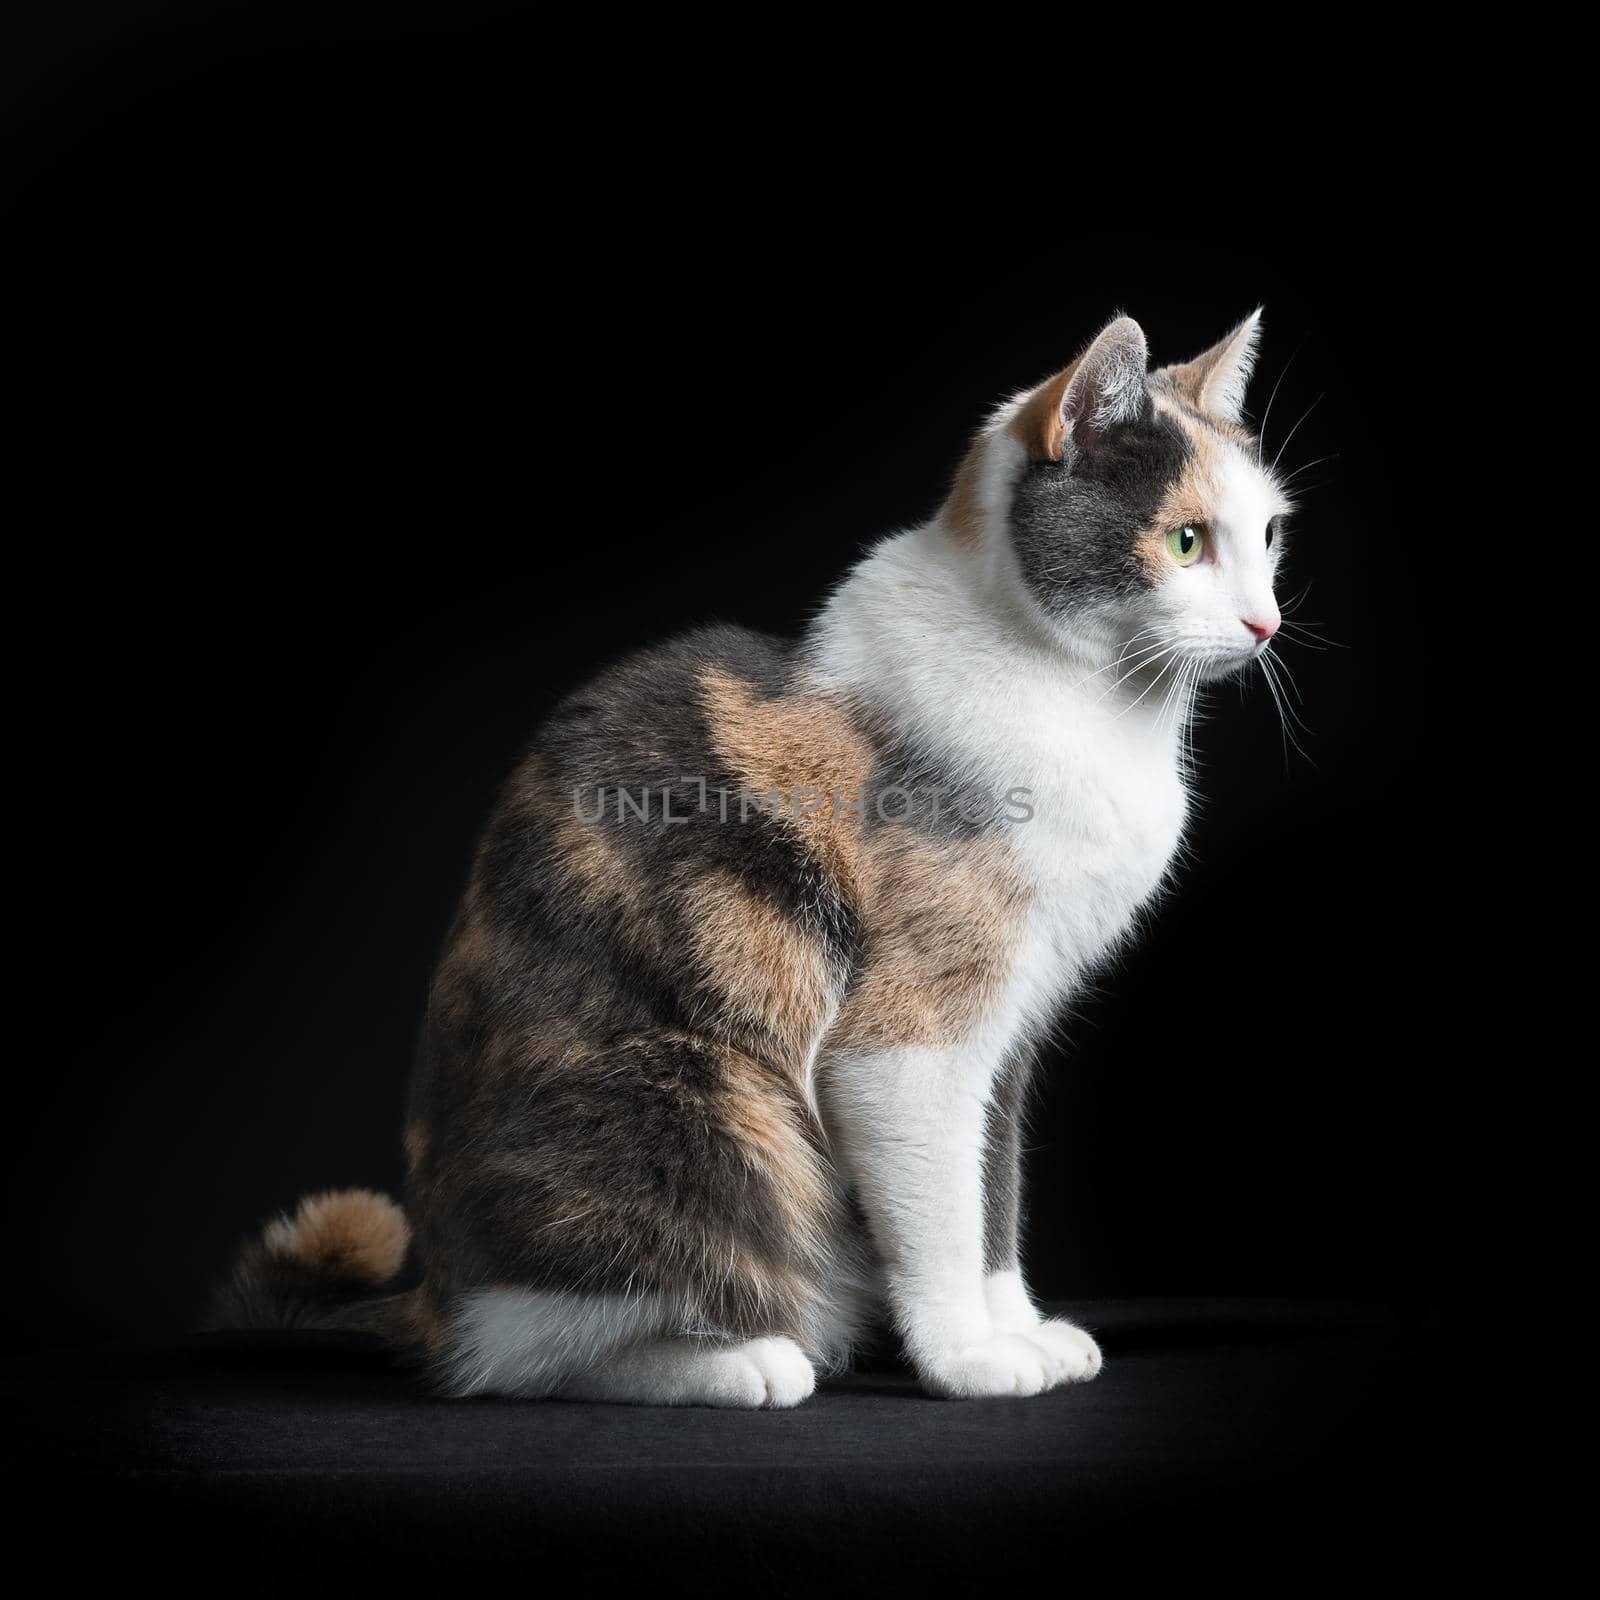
430,898,497,1025
1138,396,1233,579
717,1047,835,1260
501,756,649,914
1157,318,1260,427
680,869,838,1077
1007,359,1081,461
404,1122,428,1174
832,828,1031,1050
700,669,876,902
264,1189,410,1285
943,440,990,545
701,668,1034,1051
405,1286,445,1353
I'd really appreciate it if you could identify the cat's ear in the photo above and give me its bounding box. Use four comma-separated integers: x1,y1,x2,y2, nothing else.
1157,308,1262,424
1013,315,1149,463
1058,315,1149,460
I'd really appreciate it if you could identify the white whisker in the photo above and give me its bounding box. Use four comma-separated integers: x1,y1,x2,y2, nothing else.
1270,391,1325,476
1253,345,1303,467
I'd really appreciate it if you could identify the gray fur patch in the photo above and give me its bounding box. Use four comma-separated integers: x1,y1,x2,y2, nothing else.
1010,397,1191,618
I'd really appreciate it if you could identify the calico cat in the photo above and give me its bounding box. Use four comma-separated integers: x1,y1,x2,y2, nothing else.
213,311,1291,1406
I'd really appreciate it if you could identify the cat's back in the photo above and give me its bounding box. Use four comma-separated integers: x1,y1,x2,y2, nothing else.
536,622,797,795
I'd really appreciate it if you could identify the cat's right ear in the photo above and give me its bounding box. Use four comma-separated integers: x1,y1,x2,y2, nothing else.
1156,309,1262,424
1012,316,1150,465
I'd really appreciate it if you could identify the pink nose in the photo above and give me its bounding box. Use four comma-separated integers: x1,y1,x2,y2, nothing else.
1243,614,1279,643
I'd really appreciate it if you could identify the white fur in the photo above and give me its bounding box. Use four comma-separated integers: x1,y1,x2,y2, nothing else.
443,1288,671,1397
807,522,1190,1395
803,391,1285,1398
818,1041,999,1385
1144,435,1288,669
445,1288,816,1407
807,516,1193,1015
441,1272,868,1405
985,1267,1102,1383
558,1335,816,1408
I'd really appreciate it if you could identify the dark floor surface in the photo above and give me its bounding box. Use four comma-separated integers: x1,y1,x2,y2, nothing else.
10,1299,1415,1588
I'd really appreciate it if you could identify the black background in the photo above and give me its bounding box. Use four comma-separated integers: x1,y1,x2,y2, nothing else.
5,2,1419,1357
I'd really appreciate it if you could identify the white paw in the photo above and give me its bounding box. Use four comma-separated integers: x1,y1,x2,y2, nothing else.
982,1274,1103,1386
702,1336,817,1409
1020,1317,1102,1384
918,1332,1054,1399
744,1335,818,1408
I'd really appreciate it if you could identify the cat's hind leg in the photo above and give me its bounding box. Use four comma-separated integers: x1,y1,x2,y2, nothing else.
438,1288,818,1407
439,1287,673,1398
556,1334,816,1408
432,1030,846,1402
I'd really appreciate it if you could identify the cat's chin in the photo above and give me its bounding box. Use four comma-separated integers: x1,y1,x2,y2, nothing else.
1193,648,1265,684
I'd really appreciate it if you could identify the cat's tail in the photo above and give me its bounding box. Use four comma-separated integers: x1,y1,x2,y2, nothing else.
206,1188,421,1345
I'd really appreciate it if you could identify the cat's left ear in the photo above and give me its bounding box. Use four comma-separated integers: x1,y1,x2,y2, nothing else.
1157,308,1263,424
1014,315,1150,462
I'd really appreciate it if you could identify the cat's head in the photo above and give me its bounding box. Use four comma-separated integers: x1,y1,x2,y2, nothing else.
950,312,1291,681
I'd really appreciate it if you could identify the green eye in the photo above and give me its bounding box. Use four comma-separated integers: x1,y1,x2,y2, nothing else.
1166,524,1206,567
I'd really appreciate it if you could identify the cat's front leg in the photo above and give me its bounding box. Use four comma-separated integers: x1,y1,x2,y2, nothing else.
980,1062,1102,1385
983,1269,1102,1384
824,1043,1079,1399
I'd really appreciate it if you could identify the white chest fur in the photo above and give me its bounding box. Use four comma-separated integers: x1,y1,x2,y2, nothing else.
809,523,1189,1053
1004,714,1187,1035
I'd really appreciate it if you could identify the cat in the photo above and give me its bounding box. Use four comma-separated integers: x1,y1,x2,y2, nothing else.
212,311,1291,1406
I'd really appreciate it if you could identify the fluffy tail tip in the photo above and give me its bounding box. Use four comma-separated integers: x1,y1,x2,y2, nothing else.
261,1188,410,1286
